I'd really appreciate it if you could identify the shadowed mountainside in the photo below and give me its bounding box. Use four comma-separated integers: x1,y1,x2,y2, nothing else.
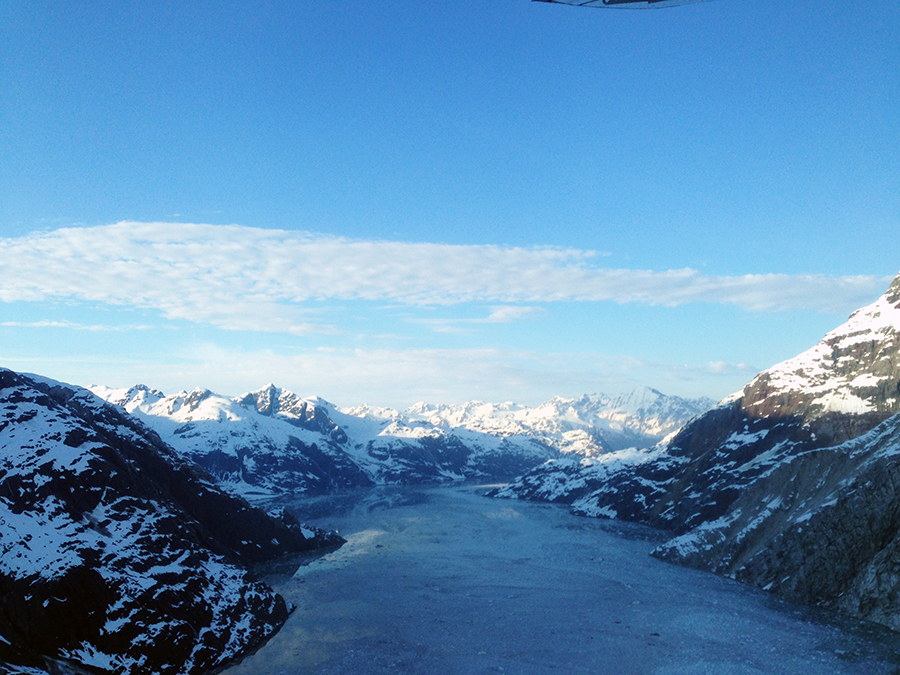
0,370,340,675
495,272,900,631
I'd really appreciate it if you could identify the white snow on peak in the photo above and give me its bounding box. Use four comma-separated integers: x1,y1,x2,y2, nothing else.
90,381,713,492
89,384,326,459
336,387,713,456
744,276,900,415
88,384,165,412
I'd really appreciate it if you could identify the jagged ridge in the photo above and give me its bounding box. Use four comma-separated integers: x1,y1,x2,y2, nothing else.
0,370,340,675
91,383,712,498
495,271,900,632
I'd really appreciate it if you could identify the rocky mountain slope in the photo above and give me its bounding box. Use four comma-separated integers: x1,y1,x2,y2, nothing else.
91,383,712,499
0,370,340,675
92,384,376,498
653,412,900,631
494,272,900,630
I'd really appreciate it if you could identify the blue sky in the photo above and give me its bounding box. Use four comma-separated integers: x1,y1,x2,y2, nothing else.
1,0,898,408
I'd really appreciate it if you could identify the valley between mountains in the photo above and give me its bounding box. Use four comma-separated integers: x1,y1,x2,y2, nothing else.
3,271,900,674
87,383,713,498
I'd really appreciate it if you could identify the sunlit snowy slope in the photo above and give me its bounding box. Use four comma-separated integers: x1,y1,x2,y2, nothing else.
91,383,712,498
401,387,714,454
0,370,340,675
496,271,900,631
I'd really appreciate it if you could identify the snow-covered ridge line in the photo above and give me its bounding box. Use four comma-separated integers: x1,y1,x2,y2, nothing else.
389,387,716,447
0,369,340,675
493,271,900,634
740,273,900,417
90,382,714,498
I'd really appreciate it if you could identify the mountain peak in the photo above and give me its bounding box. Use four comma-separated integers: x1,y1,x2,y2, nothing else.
258,382,280,396
88,383,164,411
885,270,900,305
742,274,900,421
242,383,281,416
1,370,338,674
237,384,309,418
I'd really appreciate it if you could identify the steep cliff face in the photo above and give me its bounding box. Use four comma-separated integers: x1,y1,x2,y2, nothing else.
495,272,900,632
742,273,900,422
654,412,900,631
648,272,900,531
0,370,339,675
238,383,349,443
499,272,900,533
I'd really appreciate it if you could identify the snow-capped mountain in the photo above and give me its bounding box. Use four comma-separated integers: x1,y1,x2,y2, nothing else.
653,412,900,631
494,271,900,631
402,387,714,455
739,277,900,421
0,370,339,675
91,383,374,497
90,383,712,498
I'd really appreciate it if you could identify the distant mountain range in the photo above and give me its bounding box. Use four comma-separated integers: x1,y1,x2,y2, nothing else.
401,387,715,454
89,383,714,498
1,367,711,673
495,271,900,632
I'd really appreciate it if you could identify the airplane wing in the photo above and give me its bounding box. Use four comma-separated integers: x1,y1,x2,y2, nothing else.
533,0,709,8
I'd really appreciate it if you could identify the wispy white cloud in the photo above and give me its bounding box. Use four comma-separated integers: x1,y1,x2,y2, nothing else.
484,306,545,323
0,222,890,335
412,306,545,333
0,320,154,331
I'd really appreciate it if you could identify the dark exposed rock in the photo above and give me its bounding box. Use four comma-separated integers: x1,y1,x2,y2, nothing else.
0,369,342,675
653,413,900,631
496,271,900,632
237,384,349,444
